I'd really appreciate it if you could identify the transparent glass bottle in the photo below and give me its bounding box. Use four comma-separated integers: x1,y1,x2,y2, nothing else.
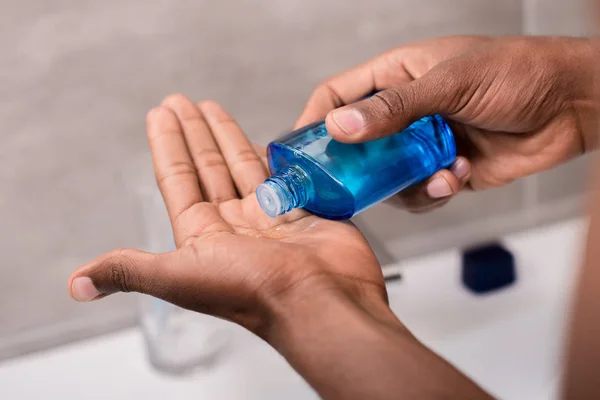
128,159,231,375
257,115,456,220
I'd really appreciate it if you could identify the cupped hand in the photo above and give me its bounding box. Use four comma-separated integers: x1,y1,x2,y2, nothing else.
68,95,387,338
296,35,598,212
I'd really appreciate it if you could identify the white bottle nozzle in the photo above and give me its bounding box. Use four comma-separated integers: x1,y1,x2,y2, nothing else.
256,182,284,218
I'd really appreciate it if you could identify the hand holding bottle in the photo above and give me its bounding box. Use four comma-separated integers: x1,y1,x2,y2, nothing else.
68,94,389,337
296,36,599,212
67,94,489,398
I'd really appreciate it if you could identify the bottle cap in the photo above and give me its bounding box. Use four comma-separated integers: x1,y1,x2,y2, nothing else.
461,243,516,294
256,182,283,218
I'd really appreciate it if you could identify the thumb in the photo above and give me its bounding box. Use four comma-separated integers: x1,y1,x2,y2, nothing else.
325,67,468,142
68,248,179,302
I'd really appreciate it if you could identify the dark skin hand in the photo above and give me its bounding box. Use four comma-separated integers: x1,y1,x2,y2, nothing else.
67,36,599,399
68,95,489,399
69,95,386,335
297,36,598,212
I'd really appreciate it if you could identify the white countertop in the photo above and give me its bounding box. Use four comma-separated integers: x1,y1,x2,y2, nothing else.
0,218,587,400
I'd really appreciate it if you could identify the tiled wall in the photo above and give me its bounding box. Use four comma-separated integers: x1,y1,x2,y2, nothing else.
523,0,596,35
0,0,592,361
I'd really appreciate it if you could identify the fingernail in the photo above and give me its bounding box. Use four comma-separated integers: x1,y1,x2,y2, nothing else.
71,277,101,302
427,178,453,199
451,159,470,180
332,109,365,135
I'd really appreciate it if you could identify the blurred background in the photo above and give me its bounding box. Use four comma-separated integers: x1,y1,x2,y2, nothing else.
0,0,596,399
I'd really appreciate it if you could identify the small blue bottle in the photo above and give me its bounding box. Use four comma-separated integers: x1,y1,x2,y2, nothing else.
256,115,456,220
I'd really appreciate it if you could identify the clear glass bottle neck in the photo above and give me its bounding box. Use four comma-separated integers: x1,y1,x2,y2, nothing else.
256,165,313,217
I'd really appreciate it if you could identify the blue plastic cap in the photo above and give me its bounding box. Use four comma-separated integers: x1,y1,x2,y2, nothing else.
461,243,516,294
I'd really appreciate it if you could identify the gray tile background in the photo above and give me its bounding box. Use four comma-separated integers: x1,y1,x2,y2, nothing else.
0,0,593,361
524,0,596,35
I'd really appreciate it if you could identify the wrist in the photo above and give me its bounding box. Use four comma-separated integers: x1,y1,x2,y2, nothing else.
567,37,600,153
587,37,600,151
258,268,491,400
262,275,411,352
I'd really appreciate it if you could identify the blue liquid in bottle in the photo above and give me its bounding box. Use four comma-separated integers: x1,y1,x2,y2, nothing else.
256,115,456,220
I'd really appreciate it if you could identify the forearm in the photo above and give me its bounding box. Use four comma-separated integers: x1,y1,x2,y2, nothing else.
589,37,600,151
576,36,600,153
265,289,492,400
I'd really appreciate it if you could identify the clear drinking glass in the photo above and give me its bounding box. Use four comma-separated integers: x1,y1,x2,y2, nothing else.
126,156,231,375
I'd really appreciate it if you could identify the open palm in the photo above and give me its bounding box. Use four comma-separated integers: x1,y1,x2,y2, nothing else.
68,95,386,336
